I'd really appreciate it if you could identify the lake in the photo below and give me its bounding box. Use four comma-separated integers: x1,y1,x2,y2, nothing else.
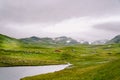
0,64,70,80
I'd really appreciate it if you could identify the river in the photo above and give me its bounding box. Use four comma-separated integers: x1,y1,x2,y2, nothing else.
0,64,70,80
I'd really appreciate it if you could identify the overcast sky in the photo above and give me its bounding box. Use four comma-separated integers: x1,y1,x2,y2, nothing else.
0,0,120,42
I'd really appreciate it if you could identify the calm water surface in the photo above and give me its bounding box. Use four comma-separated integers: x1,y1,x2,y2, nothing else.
0,64,70,80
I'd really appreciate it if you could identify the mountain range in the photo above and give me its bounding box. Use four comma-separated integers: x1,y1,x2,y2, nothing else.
0,34,120,49
20,36,79,45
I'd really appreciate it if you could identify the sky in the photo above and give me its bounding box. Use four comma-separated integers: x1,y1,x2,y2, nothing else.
0,0,120,42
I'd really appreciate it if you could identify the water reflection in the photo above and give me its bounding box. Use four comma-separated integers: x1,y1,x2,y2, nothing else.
0,64,70,80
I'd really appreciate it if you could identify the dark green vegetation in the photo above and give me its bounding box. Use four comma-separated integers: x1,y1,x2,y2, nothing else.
0,34,120,80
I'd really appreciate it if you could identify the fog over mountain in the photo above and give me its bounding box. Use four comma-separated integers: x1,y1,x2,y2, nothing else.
0,0,120,42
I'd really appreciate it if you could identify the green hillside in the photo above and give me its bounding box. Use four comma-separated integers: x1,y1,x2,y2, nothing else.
21,44,120,80
0,34,120,80
0,34,21,49
0,34,66,66
21,59,120,80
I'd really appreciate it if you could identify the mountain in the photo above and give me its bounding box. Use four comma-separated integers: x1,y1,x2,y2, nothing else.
91,39,108,45
108,35,120,43
0,34,79,49
1,33,120,48
21,36,78,45
0,34,21,49
20,36,55,45
21,36,41,43
54,36,78,45
79,40,89,44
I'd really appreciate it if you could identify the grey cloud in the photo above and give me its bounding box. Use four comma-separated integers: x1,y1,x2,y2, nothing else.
1,0,120,41
93,22,120,32
1,0,120,23
0,25,20,38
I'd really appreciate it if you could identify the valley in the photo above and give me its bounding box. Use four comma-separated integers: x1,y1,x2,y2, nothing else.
0,34,120,80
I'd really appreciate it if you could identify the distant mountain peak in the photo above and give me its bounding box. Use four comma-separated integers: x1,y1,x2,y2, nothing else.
114,35,120,38
30,36,40,39
91,39,108,45
20,36,78,45
108,35,120,43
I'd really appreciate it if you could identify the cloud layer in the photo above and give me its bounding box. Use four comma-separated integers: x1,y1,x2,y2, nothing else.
0,0,120,41
1,0,120,23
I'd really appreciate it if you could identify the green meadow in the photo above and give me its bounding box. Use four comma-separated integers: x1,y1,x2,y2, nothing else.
20,44,120,80
0,34,120,80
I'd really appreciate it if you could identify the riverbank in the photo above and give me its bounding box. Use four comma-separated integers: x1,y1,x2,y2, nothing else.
0,64,70,80
0,44,120,80
21,59,120,80
20,44,120,80
0,48,66,67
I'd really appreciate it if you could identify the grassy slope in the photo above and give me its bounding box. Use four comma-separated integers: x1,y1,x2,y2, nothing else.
21,59,120,80
21,44,120,80
18,44,120,80
0,34,65,66
0,34,120,80
0,34,21,49
0,48,65,66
